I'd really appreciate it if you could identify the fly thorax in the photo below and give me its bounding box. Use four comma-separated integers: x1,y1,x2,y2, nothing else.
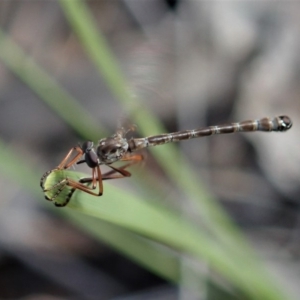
96,135,129,164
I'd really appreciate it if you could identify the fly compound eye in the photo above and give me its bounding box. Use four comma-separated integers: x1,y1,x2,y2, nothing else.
81,141,94,152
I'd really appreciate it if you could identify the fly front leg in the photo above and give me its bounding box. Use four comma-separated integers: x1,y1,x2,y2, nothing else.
40,145,84,190
57,145,84,169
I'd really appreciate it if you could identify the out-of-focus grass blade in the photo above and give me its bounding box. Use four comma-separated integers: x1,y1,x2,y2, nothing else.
57,2,287,293
42,168,288,300
0,26,190,290
0,139,185,285
59,0,133,107
0,137,230,294
0,7,291,300
0,139,38,193
0,28,104,141
58,0,249,244
65,213,183,284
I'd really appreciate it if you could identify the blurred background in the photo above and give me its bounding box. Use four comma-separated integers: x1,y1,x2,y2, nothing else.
0,1,299,299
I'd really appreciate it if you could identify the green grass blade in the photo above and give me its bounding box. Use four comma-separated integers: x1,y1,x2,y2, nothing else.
63,212,183,284
59,0,135,106
0,139,185,285
0,7,292,299
58,0,248,244
0,26,190,289
43,169,289,300
0,28,104,140
57,0,280,283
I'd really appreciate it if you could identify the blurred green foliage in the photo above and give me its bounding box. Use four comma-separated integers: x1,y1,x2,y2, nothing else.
0,1,291,299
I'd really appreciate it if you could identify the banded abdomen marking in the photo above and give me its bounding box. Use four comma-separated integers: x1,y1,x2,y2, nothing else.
128,115,292,151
